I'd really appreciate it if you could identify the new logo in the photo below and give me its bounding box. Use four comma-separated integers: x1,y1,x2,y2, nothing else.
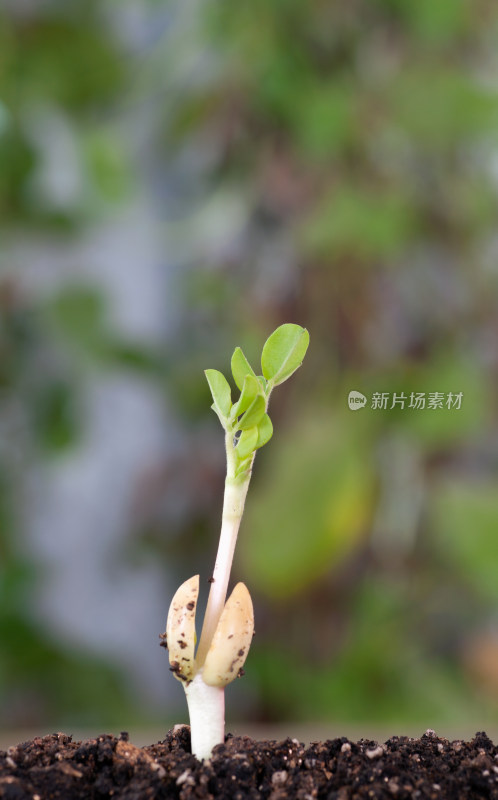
348,391,367,410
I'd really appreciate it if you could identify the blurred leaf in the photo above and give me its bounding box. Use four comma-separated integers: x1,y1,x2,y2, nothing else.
101,340,162,374
250,576,483,724
397,356,489,446
0,611,134,727
84,129,130,203
48,285,106,347
431,480,498,603
2,13,125,112
388,69,498,150
242,413,374,597
32,380,79,453
0,124,36,219
293,79,356,160
302,185,418,261
250,35,314,126
46,285,161,374
402,0,471,45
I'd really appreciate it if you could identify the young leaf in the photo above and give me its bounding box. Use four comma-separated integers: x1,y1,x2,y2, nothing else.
255,414,273,450
236,427,258,459
205,369,232,419
235,455,253,478
231,374,261,420
231,347,257,391
238,394,266,430
261,324,309,386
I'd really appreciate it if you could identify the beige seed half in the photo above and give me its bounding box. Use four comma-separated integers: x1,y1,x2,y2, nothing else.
165,574,199,682
202,582,254,688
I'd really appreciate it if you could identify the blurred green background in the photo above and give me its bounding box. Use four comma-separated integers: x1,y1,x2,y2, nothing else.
1,0,498,739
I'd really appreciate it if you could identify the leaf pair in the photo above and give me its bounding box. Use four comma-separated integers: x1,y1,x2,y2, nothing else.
231,323,309,390
204,369,267,433
229,376,269,477
205,324,309,472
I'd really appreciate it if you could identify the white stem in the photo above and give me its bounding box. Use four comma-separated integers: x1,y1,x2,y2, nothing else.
186,416,263,758
184,673,225,760
195,474,250,666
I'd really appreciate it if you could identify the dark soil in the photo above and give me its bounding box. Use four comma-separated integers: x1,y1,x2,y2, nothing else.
0,727,497,799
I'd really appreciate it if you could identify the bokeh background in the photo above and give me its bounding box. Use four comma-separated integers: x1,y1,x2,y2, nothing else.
1,0,498,741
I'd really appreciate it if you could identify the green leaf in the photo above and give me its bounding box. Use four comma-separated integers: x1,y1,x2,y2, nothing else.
231,347,257,391
205,369,232,420
236,427,258,459
255,414,273,449
231,374,261,419
432,480,498,603
261,324,309,386
238,394,266,430
235,458,253,479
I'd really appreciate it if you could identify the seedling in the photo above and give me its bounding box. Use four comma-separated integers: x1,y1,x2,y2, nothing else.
161,323,309,760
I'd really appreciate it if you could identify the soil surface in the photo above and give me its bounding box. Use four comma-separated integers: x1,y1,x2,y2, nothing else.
0,727,497,799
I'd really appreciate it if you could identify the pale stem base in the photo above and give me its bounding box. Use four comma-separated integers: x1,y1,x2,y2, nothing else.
184,673,225,761
196,476,250,666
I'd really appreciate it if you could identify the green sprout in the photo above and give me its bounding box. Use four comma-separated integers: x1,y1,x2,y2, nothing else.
161,323,309,760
